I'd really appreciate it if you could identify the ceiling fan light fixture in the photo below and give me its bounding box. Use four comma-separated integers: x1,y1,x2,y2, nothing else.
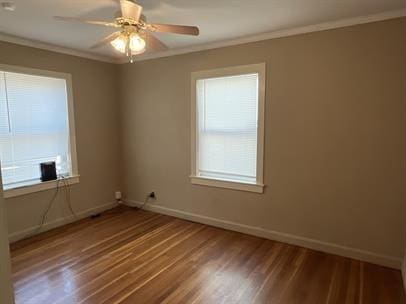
129,33,146,53
110,34,127,53
110,32,146,55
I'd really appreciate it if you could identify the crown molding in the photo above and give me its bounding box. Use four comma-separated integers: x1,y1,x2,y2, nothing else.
0,32,119,64
0,8,405,65
128,8,406,63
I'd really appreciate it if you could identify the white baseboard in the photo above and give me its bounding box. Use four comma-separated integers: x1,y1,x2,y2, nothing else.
8,201,116,243
124,199,402,270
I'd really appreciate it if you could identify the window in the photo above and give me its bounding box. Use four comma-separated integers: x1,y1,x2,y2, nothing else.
0,64,78,197
191,63,265,193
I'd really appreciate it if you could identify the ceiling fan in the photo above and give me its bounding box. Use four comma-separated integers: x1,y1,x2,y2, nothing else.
54,0,199,62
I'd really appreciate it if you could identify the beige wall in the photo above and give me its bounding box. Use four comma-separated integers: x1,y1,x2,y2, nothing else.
0,41,121,237
0,18,404,270
120,18,406,260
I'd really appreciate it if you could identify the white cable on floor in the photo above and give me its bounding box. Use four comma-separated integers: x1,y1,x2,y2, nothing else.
60,175,77,219
33,175,77,237
33,178,62,236
137,194,151,210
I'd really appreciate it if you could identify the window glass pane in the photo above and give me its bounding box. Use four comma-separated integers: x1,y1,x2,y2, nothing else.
0,71,71,186
196,73,258,183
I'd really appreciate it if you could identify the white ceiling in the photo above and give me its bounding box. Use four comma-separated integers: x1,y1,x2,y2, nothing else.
0,0,405,60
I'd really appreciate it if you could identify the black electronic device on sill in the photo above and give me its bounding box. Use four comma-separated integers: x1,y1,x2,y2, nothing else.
40,161,57,182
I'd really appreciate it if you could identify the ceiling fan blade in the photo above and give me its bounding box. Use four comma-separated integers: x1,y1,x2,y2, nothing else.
119,0,142,21
146,32,168,52
148,23,199,36
54,16,120,28
90,31,122,49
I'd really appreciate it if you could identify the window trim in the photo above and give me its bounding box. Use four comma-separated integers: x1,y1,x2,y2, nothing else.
3,175,80,198
0,64,79,197
190,63,266,193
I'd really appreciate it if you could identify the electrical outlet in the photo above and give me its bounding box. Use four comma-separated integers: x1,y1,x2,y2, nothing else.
149,191,156,199
115,191,122,200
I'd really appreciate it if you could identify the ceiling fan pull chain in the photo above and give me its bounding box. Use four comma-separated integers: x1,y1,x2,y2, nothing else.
130,49,134,63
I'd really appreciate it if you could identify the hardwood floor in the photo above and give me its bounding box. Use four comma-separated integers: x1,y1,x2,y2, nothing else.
10,206,406,304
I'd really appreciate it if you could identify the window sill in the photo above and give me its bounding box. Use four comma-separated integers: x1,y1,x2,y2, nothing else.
3,175,80,198
190,175,264,193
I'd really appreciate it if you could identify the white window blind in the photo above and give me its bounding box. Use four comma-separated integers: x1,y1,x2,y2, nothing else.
0,71,71,187
196,73,259,183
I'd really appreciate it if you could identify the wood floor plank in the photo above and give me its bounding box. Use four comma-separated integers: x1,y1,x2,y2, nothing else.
122,232,258,304
15,219,187,304
13,213,169,291
10,206,406,304
53,221,198,304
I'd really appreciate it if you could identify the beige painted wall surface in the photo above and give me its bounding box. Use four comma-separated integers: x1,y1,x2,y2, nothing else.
0,42,121,236
120,18,406,259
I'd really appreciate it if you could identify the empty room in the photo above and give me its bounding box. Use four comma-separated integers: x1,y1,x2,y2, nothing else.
0,0,405,303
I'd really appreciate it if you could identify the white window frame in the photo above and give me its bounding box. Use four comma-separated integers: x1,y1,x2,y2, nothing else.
0,64,79,198
190,63,266,193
